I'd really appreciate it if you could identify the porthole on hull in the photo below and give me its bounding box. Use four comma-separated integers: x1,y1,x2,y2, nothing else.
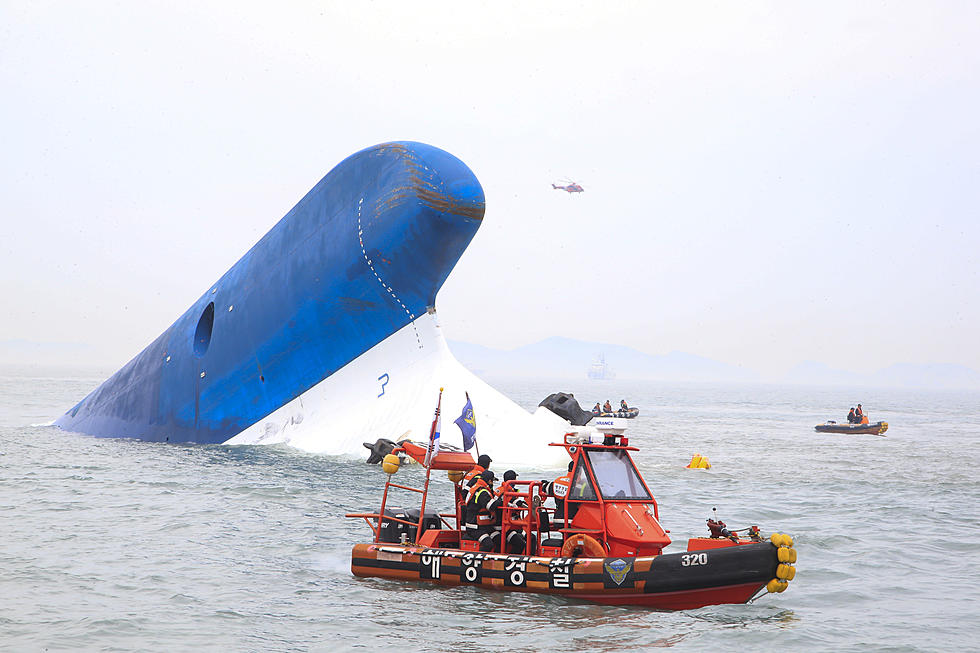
194,302,215,357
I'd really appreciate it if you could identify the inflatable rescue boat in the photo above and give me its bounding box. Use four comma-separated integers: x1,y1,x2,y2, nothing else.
594,407,640,419
815,421,888,436
347,423,798,609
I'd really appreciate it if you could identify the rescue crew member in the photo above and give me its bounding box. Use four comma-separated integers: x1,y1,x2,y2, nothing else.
464,470,503,551
603,400,612,413
855,404,867,423
592,402,601,414
463,454,492,488
495,470,524,506
494,469,529,554
847,407,857,423
541,461,574,532
620,399,629,411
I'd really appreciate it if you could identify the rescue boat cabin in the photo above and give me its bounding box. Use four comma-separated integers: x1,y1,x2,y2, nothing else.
348,431,672,559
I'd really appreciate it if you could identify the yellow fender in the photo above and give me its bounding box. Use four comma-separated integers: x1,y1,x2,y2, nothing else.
771,533,794,548
776,564,796,581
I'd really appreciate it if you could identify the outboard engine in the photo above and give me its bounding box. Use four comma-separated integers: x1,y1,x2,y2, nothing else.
538,392,593,426
378,508,441,543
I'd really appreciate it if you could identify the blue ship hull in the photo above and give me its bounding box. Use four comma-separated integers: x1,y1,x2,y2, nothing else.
56,142,484,443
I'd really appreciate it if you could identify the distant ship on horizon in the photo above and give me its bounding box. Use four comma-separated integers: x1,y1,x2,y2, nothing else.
587,354,616,380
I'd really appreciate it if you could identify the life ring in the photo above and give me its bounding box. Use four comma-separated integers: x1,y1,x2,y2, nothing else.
561,533,606,558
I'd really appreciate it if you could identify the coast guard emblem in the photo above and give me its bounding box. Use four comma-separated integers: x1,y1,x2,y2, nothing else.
603,558,633,587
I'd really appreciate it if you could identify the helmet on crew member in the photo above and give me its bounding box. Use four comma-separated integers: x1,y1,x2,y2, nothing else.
478,454,492,468
481,470,495,484
503,470,518,482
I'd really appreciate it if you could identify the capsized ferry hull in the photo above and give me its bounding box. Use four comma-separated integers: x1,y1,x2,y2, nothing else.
53,142,574,462
57,141,482,445
351,541,779,610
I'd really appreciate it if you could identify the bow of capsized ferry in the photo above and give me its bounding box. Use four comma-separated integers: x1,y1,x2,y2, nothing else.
54,142,571,467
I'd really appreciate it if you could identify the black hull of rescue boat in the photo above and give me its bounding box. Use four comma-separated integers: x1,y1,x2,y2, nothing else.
815,421,888,436
351,541,778,610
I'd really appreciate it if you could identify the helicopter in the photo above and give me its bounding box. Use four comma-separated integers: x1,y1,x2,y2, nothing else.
551,179,584,193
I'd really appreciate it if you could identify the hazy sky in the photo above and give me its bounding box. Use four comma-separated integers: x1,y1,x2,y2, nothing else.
1,2,978,376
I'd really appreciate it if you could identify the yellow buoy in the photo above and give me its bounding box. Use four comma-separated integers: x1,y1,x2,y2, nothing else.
777,547,798,563
686,454,711,469
448,469,464,483
766,578,788,594
381,453,400,475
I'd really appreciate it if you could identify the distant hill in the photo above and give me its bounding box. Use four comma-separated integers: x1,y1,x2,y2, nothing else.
6,336,978,391
448,336,759,382
783,360,980,390
871,362,980,389
783,361,866,386
448,338,980,390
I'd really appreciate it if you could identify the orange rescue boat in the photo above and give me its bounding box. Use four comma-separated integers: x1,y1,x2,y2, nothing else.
347,432,797,609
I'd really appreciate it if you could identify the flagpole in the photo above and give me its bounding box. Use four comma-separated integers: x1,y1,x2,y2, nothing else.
425,388,443,468
418,387,442,544
466,390,480,460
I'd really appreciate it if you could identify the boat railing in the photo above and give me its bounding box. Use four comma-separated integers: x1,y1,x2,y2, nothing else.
498,481,541,556
385,481,425,495
436,513,458,530
344,447,440,545
345,511,417,540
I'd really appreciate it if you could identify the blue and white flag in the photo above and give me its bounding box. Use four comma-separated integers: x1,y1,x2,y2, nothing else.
424,389,443,467
454,395,476,452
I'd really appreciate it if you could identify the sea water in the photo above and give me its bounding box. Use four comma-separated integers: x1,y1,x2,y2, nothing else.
1,367,977,652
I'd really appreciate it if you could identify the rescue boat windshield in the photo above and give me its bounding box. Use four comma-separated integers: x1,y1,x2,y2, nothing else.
569,462,597,500
585,449,652,500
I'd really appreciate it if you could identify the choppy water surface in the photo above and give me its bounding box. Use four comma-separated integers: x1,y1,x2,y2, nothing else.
1,368,977,651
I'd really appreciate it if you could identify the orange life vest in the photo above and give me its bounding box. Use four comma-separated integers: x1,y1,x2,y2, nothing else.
465,480,497,528
465,477,490,504
463,465,485,487
550,474,571,500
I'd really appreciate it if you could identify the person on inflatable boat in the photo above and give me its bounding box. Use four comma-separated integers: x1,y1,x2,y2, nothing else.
856,404,868,424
